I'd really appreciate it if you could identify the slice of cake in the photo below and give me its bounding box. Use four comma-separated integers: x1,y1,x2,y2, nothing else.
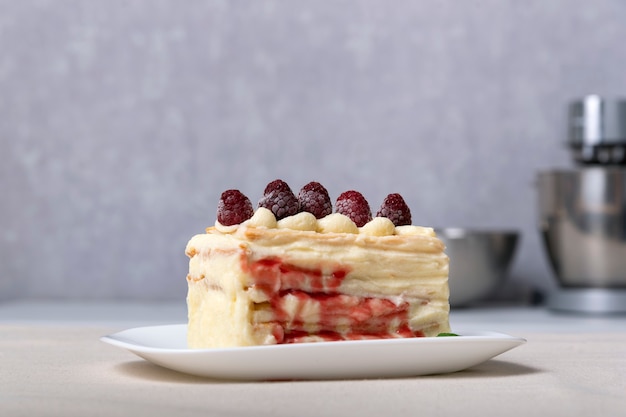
186,180,450,348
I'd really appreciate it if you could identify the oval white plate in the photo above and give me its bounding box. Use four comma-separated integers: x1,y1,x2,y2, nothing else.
101,324,525,380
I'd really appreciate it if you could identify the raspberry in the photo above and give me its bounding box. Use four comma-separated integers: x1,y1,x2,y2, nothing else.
335,190,372,227
376,193,412,226
217,189,254,226
258,179,299,220
297,181,332,219
263,179,292,195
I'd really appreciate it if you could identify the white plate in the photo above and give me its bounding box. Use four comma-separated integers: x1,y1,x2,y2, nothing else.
101,324,525,380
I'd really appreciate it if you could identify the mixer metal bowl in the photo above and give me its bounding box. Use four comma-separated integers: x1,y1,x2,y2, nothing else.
538,168,626,288
436,228,519,307
537,167,626,313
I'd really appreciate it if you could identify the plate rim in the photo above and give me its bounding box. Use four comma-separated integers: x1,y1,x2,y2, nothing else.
101,323,526,354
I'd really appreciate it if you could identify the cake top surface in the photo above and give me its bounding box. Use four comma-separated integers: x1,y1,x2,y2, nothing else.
211,179,435,239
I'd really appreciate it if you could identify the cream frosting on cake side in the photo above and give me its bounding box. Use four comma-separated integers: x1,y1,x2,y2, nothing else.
186,208,450,348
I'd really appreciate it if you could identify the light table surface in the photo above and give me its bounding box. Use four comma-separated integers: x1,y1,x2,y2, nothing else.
1,301,625,417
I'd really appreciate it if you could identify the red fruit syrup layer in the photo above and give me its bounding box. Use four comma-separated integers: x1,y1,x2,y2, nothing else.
243,256,424,343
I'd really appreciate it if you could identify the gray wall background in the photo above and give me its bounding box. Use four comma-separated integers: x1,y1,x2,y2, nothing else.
1,0,625,301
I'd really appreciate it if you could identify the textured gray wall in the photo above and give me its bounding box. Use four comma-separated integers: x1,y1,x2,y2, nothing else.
2,0,625,301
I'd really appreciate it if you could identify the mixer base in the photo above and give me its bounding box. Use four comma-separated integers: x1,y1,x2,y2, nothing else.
548,288,626,314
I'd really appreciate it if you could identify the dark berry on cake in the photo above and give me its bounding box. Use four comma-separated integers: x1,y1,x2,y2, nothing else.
217,190,254,226
258,179,299,220
376,193,412,226
297,181,333,219
263,179,292,195
335,190,372,227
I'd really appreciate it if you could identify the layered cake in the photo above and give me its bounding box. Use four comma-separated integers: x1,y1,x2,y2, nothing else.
186,180,450,348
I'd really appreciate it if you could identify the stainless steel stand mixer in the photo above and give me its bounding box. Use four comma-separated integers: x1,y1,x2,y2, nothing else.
538,95,626,314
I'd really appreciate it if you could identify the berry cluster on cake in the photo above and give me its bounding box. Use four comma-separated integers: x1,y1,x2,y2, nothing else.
185,180,450,348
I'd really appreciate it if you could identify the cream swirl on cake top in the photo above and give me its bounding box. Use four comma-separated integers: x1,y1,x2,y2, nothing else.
216,207,435,237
